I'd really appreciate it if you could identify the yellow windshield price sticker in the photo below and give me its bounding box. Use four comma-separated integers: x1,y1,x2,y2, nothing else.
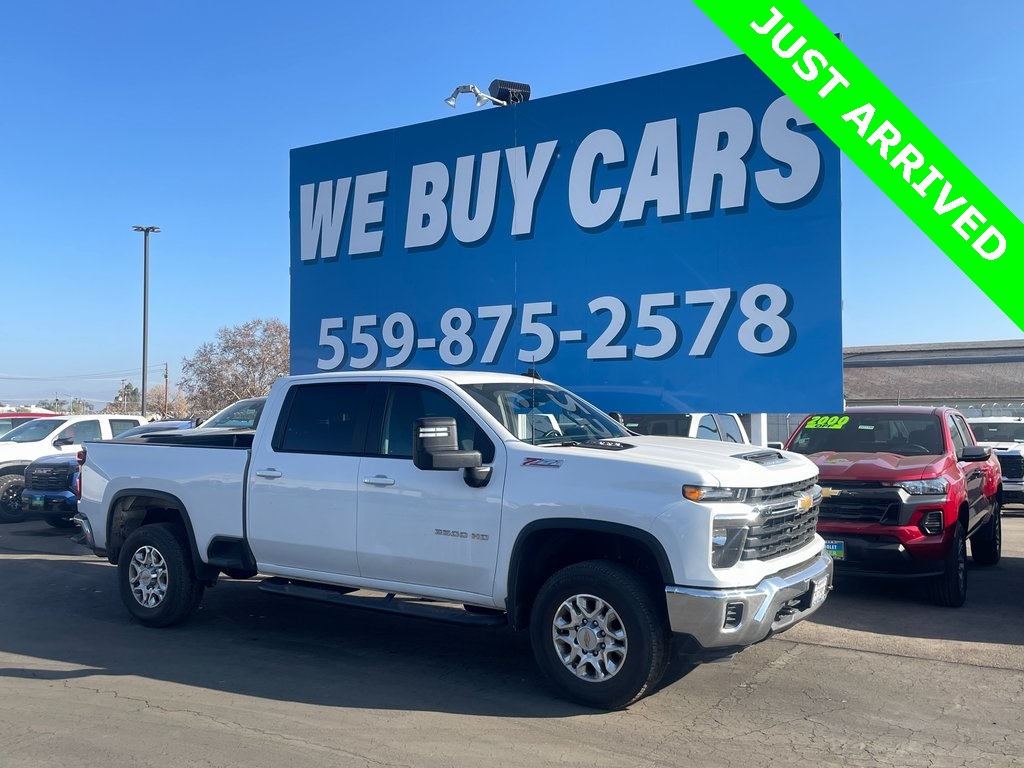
805,415,849,429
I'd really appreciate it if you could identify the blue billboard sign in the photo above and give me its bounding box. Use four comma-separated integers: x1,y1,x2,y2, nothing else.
289,54,842,413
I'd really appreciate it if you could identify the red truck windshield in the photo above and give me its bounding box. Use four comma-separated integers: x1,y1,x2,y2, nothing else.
789,413,945,457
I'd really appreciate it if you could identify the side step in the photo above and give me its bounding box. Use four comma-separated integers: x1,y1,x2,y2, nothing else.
258,577,507,627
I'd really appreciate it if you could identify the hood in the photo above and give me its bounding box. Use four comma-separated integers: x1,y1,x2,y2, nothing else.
523,435,818,488
977,441,1024,453
803,451,951,482
27,453,79,469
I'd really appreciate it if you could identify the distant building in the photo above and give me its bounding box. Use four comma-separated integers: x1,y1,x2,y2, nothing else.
766,339,1024,443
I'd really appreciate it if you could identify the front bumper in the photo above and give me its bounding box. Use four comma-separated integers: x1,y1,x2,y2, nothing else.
664,552,833,649
1001,480,1024,503
21,488,77,518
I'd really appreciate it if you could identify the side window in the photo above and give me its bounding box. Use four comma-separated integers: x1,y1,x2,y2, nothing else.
381,384,495,462
275,383,369,455
946,415,966,456
110,419,142,437
696,414,720,441
718,415,744,443
953,415,975,447
59,420,101,443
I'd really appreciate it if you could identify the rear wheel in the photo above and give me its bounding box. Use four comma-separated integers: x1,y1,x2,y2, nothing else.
932,523,967,608
529,560,670,709
970,501,1001,566
0,474,28,523
118,523,204,627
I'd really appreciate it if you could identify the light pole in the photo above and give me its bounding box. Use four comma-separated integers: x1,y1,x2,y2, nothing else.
132,225,160,417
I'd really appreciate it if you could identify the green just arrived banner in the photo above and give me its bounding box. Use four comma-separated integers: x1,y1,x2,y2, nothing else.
693,0,1024,332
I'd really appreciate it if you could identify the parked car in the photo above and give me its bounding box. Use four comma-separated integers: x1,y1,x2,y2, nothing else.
197,397,266,429
786,406,1001,607
0,413,47,438
622,412,750,443
20,420,196,528
0,414,145,521
967,416,1024,507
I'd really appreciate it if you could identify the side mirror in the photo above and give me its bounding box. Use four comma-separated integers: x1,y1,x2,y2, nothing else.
767,441,784,450
413,417,482,471
53,437,74,448
958,445,990,462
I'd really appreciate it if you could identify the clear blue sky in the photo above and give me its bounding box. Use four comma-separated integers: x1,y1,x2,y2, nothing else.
1,1,1021,407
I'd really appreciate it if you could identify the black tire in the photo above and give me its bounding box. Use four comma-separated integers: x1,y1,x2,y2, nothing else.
0,474,28,523
970,501,1001,566
529,560,670,709
932,522,967,608
117,523,204,627
45,517,79,529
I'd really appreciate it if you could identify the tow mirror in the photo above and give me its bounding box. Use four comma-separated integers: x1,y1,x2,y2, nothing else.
413,417,492,488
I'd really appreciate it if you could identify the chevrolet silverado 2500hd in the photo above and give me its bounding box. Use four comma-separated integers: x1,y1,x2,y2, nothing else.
78,371,831,708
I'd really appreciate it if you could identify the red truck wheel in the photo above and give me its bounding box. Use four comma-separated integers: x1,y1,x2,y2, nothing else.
932,523,967,608
970,502,1002,566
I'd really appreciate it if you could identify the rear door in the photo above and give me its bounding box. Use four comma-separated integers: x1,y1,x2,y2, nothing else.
246,381,372,579
356,382,504,596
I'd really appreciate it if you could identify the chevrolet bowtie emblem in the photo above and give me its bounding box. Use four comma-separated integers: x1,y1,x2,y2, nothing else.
820,487,841,498
797,493,814,511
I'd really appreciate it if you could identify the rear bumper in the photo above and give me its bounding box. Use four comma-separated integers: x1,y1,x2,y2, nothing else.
664,552,833,649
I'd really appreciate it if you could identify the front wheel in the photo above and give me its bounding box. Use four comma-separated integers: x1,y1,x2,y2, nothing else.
529,560,670,709
117,523,204,627
970,501,1001,566
0,474,28,523
932,522,967,608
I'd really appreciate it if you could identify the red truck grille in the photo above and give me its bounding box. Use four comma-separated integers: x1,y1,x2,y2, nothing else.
817,481,900,524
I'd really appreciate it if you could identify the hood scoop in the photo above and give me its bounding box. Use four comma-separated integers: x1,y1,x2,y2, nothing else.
732,449,788,466
580,439,634,451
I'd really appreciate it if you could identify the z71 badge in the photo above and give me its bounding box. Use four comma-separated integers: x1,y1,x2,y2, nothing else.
522,458,563,468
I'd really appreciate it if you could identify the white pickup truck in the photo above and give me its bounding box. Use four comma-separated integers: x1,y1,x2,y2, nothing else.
78,370,831,708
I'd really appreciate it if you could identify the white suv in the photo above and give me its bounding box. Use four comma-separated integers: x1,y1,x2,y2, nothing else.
0,415,144,520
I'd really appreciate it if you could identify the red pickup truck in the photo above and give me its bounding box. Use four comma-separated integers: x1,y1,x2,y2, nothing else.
786,406,1001,607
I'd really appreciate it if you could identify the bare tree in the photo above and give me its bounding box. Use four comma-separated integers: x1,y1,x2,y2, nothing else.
179,318,289,416
145,385,190,420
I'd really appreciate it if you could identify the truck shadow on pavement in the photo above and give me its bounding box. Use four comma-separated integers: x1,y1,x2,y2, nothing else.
0,534,697,716
807,553,1024,646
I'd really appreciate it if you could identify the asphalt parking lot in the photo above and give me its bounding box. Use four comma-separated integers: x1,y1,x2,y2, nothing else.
1,516,1022,768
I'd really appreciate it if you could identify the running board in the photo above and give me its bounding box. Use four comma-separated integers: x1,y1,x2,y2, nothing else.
257,577,507,627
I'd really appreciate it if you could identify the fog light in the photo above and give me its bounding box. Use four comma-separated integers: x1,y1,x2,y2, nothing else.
919,510,943,536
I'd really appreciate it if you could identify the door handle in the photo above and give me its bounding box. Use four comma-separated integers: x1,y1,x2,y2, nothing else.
254,469,282,479
363,475,396,487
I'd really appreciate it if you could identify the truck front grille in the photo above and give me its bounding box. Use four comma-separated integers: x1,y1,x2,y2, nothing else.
996,453,1024,480
25,466,72,491
742,479,820,561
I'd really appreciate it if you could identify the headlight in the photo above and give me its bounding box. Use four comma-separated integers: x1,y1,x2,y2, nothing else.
683,485,747,502
895,478,948,495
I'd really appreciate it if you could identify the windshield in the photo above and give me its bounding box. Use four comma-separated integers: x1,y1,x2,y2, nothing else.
789,413,944,457
460,382,630,444
0,419,67,443
970,421,1024,443
200,398,266,429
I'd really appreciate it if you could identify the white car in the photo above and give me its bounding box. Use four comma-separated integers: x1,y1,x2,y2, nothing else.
967,416,1024,506
0,415,145,520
